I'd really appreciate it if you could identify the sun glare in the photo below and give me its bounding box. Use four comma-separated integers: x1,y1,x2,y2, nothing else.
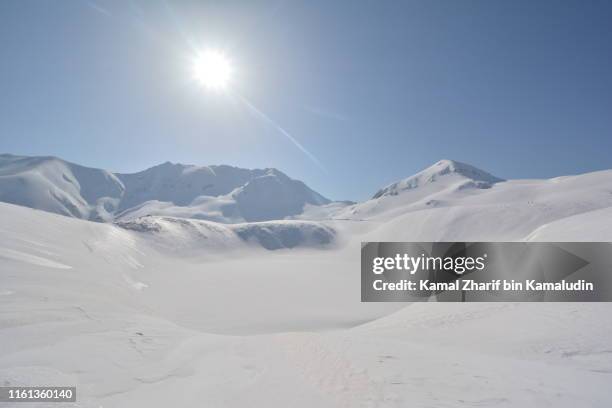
193,50,232,91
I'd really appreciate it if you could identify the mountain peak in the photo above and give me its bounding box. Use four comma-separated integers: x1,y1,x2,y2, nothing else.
372,159,503,199
425,159,503,181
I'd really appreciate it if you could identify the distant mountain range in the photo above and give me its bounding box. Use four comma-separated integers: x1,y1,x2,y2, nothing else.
3,153,612,245
0,154,330,223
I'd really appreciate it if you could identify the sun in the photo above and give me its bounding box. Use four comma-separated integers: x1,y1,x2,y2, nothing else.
192,50,233,90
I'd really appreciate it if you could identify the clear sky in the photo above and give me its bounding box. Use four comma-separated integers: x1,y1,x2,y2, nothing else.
1,0,612,201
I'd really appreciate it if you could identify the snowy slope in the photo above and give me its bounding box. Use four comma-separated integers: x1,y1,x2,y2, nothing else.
332,159,612,242
0,153,124,221
526,206,612,241
373,159,503,199
337,159,505,221
0,154,330,223
3,158,612,407
0,201,391,335
116,215,336,251
116,167,331,223
2,201,612,407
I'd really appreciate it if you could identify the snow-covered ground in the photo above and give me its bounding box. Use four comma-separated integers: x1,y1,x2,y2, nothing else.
1,157,612,407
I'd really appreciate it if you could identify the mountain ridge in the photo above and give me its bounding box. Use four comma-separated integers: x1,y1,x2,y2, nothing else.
372,159,504,199
0,153,330,223
4,153,612,233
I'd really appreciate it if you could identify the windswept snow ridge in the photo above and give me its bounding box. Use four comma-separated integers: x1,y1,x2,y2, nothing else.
116,216,336,251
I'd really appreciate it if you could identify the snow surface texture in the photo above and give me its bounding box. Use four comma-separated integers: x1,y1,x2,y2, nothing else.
116,216,336,251
2,156,612,407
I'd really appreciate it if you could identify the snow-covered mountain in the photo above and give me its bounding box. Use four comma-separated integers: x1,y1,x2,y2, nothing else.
0,154,330,223
0,153,124,221
3,156,612,407
335,159,612,242
372,159,503,199
4,153,612,244
337,159,506,220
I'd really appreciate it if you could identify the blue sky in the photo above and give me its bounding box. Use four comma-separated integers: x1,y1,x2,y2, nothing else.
1,0,612,200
